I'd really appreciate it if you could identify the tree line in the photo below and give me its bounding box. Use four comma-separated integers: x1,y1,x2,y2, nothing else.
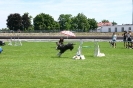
5,12,117,32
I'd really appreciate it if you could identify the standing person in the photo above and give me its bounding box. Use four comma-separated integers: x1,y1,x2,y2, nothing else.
122,31,127,48
59,37,64,45
56,37,64,46
56,37,64,50
112,32,117,48
127,30,132,48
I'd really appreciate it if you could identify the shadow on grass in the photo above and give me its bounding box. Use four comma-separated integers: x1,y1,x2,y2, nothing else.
51,47,56,48
85,55,94,57
51,56,69,59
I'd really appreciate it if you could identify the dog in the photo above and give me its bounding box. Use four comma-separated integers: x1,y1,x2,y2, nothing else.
126,42,133,49
56,43,75,57
109,41,114,47
0,41,5,46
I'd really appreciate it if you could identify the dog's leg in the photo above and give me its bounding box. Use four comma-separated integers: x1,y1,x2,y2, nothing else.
112,42,114,48
57,52,62,57
111,42,115,48
56,46,58,50
109,41,113,48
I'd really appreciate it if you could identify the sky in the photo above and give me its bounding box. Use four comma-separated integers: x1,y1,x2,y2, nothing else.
0,0,132,29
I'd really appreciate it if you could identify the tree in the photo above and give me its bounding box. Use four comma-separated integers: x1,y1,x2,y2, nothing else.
102,19,109,23
6,13,23,31
71,16,78,30
33,13,55,31
74,13,90,32
88,18,98,31
112,21,117,25
53,21,60,30
22,13,32,31
33,14,45,30
58,14,72,30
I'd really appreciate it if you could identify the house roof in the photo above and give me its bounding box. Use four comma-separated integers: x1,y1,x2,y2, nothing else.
98,22,112,27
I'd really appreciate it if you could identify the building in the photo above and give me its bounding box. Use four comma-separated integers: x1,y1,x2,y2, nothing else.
97,22,133,32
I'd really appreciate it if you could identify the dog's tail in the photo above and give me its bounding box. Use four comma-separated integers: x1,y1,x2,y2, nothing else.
67,43,76,46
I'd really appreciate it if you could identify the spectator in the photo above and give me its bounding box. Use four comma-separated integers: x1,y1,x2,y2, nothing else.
112,32,117,48
127,30,132,48
122,31,127,48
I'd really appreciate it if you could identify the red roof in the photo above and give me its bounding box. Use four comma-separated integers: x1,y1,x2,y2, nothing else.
98,22,112,27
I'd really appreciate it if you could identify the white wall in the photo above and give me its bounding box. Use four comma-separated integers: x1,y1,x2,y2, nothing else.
97,25,133,32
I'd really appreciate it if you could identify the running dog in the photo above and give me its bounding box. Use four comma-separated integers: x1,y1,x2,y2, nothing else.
56,43,75,57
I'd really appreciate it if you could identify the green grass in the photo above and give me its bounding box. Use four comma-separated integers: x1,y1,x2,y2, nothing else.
0,41,133,88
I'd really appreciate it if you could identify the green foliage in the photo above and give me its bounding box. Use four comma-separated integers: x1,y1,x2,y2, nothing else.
88,18,98,30
33,13,55,30
6,13,23,31
112,21,117,25
102,19,109,23
54,21,60,30
71,16,78,30
0,41,133,88
6,13,100,32
22,13,32,31
75,13,90,32
6,13,32,31
58,14,72,30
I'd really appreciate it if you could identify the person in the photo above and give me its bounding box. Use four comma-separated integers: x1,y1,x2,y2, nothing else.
112,32,117,48
122,31,127,48
127,30,132,48
56,37,64,50
56,37,64,46
58,37,64,45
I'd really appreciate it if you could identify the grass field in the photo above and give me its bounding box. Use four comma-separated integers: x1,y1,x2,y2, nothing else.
0,40,133,88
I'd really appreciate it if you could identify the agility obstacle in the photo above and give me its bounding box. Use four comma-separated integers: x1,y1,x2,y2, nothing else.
8,32,22,46
94,40,105,57
73,39,85,60
8,38,13,46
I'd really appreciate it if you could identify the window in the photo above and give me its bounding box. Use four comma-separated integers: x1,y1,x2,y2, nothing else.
129,27,131,30
121,27,124,32
108,28,111,32
115,27,117,32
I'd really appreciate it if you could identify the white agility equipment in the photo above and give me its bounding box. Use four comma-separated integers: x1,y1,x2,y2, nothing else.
94,41,105,57
73,39,85,60
14,33,22,46
8,33,22,46
14,39,22,46
8,32,13,46
8,38,13,46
